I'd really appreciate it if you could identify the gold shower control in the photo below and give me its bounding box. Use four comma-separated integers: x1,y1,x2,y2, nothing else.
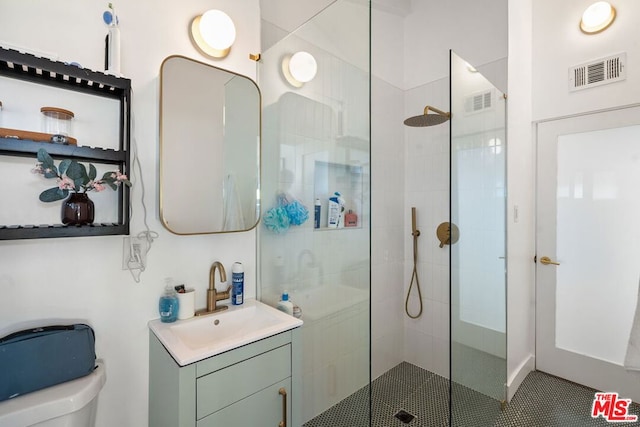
436,222,459,248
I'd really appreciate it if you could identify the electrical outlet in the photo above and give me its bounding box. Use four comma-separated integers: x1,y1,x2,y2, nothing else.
122,237,147,270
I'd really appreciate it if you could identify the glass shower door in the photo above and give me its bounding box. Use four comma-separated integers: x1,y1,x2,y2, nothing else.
449,51,507,426
258,2,371,426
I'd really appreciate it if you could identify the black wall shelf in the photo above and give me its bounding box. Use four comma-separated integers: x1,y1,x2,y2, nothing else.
0,138,126,163
0,224,128,240
0,47,129,98
0,47,132,240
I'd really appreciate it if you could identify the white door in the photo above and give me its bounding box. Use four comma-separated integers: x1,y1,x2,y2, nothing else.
536,106,640,404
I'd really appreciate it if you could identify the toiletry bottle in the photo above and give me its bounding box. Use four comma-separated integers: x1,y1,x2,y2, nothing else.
314,198,321,229
231,262,244,305
292,304,303,319
159,286,179,323
337,194,346,228
327,192,343,228
277,291,294,316
345,209,357,227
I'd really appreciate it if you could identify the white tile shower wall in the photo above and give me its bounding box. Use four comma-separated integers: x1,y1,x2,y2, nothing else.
403,77,451,378
371,76,405,379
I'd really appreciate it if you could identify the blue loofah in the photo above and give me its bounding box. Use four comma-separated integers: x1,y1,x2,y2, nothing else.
264,192,309,233
263,206,290,233
284,199,309,225
274,192,309,227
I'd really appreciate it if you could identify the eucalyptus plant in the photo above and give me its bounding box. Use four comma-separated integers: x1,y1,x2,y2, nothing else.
33,148,131,202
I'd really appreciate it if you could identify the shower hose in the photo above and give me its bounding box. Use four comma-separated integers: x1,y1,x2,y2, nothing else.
405,207,423,319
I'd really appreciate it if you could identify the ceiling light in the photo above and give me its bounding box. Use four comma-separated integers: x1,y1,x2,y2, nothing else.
282,52,317,87
190,10,236,58
580,2,616,34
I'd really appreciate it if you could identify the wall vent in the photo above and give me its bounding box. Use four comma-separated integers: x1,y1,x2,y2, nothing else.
569,53,626,91
464,90,493,114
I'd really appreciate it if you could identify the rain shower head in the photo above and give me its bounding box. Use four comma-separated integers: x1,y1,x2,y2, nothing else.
404,105,450,127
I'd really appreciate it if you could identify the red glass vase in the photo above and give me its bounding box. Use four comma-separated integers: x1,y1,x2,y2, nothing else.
61,192,95,225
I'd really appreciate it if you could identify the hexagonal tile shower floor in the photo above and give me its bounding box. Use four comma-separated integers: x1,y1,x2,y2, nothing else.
302,362,640,427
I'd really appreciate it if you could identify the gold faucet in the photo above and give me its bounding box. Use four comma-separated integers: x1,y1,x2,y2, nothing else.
195,261,231,316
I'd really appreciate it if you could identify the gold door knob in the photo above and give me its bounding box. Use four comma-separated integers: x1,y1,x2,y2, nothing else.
539,256,560,266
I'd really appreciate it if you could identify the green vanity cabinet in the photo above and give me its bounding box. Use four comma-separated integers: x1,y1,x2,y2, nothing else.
149,329,301,427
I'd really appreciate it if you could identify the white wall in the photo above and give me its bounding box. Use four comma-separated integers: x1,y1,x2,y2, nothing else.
0,2,259,426
370,6,407,379
506,0,536,400
507,0,640,399
404,0,508,90
532,0,640,121
505,0,640,399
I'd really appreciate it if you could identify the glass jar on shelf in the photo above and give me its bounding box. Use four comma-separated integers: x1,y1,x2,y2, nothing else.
40,106,74,144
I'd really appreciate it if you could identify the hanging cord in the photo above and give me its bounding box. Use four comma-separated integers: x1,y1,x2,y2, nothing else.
405,207,423,319
126,111,158,283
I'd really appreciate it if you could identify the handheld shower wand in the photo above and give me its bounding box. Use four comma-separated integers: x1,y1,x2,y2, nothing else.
405,207,423,319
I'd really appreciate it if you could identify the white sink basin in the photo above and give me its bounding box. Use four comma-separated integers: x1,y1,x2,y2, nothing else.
148,298,302,366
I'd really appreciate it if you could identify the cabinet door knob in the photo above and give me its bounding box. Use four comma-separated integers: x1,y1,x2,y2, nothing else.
278,387,287,427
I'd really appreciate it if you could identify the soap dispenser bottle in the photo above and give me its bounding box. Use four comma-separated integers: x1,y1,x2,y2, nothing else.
277,291,294,316
159,285,179,323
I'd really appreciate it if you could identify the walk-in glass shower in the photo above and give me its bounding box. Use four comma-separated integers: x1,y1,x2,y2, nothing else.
258,3,507,426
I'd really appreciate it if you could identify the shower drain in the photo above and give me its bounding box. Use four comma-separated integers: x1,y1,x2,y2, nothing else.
394,409,416,424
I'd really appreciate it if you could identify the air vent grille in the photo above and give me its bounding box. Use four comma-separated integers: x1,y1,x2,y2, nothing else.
465,90,493,114
569,53,626,91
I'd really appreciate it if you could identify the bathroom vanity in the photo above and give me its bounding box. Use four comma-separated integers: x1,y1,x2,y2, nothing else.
148,300,302,427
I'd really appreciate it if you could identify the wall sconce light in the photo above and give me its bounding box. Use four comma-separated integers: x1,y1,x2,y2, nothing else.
190,10,236,58
580,2,616,34
282,51,317,87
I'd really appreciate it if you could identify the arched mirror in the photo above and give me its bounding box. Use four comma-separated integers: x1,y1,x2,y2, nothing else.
159,55,261,234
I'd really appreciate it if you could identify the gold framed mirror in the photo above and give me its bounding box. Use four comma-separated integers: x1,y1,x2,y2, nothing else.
159,55,261,234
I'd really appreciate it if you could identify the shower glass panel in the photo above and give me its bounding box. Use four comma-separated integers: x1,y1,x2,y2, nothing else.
449,51,507,426
258,1,371,426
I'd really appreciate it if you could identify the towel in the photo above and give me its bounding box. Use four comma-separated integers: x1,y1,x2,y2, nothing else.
624,278,640,371
222,174,245,231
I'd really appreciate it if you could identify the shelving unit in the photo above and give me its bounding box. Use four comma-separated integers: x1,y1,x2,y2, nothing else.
0,47,131,240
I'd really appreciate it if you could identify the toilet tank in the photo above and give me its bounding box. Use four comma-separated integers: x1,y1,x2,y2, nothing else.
0,361,106,427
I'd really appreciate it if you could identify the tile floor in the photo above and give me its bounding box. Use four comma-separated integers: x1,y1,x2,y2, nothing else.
303,362,640,427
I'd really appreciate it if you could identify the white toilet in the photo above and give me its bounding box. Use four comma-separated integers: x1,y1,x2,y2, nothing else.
0,360,106,427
